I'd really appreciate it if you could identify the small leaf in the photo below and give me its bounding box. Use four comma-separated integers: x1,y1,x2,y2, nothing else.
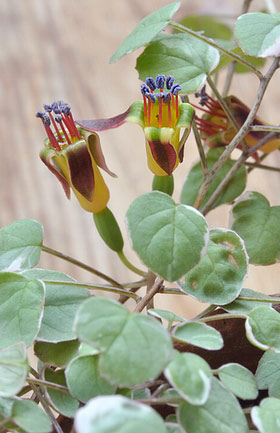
11,399,52,433
251,397,280,433
218,363,258,400
0,272,45,349
178,15,232,40
0,219,43,271
181,148,247,211
165,351,212,405
166,423,183,433
230,192,280,265
235,12,280,57
215,47,265,74
23,269,90,342
44,368,79,418
0,343,28,397
256,351,280,398
0,397,14,417
74,297,173,386
126,191,209,281
110,2,181,63
74,395,167,433
136,33,219,94
179,229,248,305
148,309,185,326
178,377,248,433
246,306,280,351
34,340,80,367
173,321,223,350
223,288,272,314
65,355,115,403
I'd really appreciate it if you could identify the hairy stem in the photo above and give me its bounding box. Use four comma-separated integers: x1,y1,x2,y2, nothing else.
27,377,69,394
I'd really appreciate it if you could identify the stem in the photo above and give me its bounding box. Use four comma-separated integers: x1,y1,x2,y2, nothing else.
138,397,182,406
193,304,216,320
265,0,277,13
134,277,164,312
122,279,147,288
222,61,236,97
159,287,186,295
27,377,69,394
42,245,123,288
192,119,208,177
169,21,263,79
201,131,279,214
250,125,280,132
43,279,140,302
243,161,280,173
117,251,146,277
199,313,247,323
239,296,280,303
194,57,280,211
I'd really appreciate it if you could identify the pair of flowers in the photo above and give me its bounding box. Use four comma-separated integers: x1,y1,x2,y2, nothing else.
37,76,280,214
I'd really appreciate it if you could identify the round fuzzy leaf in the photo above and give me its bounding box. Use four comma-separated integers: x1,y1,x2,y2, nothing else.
181,149,247,211
126,191,209,282
235,12,280,58
179,229,248,305
74,395,167,433
246,306,280,352
251,397,280,433
165,351,212,405
110,2,180,63
0,219,43,272
136,33,219,94
230,192,280,265
34,340,80,368
0,343,28,397
0,272,45,349
173,321,223,350
74,297,173,386
223,288,272,314
256,351,280,398
23,269,90,342
65,355,115,403
44,368,79,418
11,399,52,433
178,377,248,433
218,363,258,400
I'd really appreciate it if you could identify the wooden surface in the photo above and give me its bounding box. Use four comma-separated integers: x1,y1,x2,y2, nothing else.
1,0,280,317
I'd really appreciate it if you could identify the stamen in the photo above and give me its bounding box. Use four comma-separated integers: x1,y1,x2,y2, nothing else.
156,74,165,90
176,94,179,118
143,95,147,122
37,113,60,151
146,77,156,92
157,93,164,128
51,101,61,114
166,75,174,90
191,103,227,119
55,114,71,145
195,116,227,132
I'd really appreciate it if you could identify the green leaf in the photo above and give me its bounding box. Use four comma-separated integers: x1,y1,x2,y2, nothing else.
181,148,247,211
65,355,115,403
173,321,223,350
178,377,248,433
34,340,80,368
44,368,79,418
246,306,280,351
0,219,43,271
235,12,280,57
251,397,280,433
74,297,173,387
256,351,280,398
110,2,181,63
165,351,212,405
0,397,14,417
136,33,220,94
75,395,167,433
179,229,248,305
218,363,258,400
223,288,272,314
178,15,232,40
214,47,265,74
11,399,52,433
0,343,28,397
148,309,185,326
126,191,209,281
0,272,45,349
166,423,183,433
23,269,90,342
230,192,280,265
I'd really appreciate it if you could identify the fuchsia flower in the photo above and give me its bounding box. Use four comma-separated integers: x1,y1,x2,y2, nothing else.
77,75,195,176
37,101,115,213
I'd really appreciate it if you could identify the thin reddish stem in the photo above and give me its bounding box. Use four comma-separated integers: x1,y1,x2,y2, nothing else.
59,121,71,145
44,125,60,151
68,112,82,139
159,98,163,128
143,95,147,123
176,94,179,118
195,116,227,131
49,113,63,142
168,99,172,128
192,103,227,118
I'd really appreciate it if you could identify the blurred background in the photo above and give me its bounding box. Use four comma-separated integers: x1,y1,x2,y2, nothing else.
1,0,280,317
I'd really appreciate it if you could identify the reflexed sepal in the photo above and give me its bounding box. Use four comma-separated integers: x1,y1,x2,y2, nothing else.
40,147,71,199
152,175,174,196
87,133,117,177
93,207,124,252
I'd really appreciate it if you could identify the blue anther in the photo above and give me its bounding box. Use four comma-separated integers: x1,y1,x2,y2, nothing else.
170,83,181,95
163,92,171,103
147,93,156,103
154,92,164,99
61,103,71,115
156,74,165,89
140,84,150,96
43,115,51,126
43,104,52,112
36,110,45,119
146,77,156,91
55,114,63,123
51,101,60,114
166,75,175,90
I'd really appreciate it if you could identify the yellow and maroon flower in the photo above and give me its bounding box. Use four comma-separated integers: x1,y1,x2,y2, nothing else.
77,75,195,176
37,101,115,214
194,87,280,155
